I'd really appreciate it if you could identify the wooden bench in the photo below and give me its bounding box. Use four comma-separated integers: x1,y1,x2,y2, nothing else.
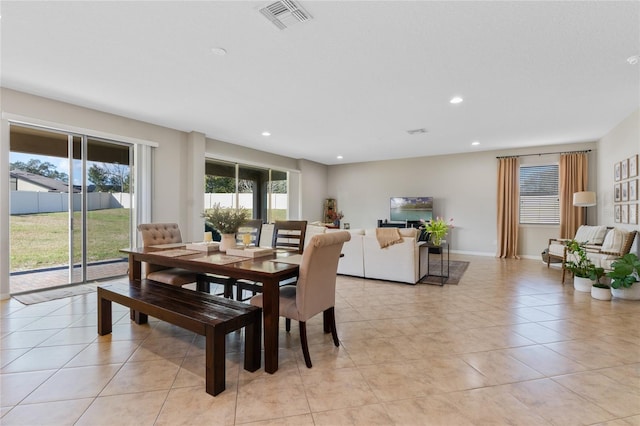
97,279,262,396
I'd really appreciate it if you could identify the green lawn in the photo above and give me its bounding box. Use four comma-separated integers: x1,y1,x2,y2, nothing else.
10,209,130,272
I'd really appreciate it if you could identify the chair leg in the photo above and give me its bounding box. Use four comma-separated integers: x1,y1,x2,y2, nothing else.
299,321,312,368
196,276,210,293
324,307,339,347
285,318,291,332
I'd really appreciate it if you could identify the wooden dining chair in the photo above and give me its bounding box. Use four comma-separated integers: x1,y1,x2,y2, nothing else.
137,223,199,286
249,231,351,367
236,220,307,301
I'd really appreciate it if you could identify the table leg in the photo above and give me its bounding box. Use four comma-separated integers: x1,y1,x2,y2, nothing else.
128,254,142,321
262,277,280,374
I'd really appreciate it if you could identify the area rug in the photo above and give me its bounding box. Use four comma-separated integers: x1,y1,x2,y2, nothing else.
13,284,98,305
419,260,469,285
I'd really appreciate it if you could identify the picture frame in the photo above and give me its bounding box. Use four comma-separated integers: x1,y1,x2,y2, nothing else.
622,181,628,202
615,205,621,223
630,179,638,201
614,184,621,202
630,154,638,178
630,204,638,225
622,158,629,180
615,162,621,181
621,204,628,224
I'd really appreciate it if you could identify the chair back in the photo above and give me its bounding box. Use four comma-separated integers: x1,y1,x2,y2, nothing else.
295,231,351,321
236,219,263,246
137,223,183,246
272,220,308,253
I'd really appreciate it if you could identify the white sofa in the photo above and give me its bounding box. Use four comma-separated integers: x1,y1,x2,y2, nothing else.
329,227,428,284
260,224,427,284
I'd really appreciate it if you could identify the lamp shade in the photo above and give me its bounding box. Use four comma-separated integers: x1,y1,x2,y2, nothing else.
573,191,596,207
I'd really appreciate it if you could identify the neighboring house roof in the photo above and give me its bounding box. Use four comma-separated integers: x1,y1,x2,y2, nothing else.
10,170,80,193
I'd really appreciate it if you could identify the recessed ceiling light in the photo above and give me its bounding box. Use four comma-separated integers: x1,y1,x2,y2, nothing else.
450,96,463,104
261,131,271,136
471,141,480,146
627,55,639,65
211,47,227,56
337,155,343,160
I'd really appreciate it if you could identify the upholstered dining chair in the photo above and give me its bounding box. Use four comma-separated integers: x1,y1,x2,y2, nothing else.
250,231,351,368
137,223,199,286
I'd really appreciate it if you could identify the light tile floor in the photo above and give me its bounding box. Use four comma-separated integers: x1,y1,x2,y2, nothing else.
1,254,639,425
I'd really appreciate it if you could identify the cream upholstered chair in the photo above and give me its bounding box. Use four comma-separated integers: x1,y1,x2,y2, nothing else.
250,231,351,368
137,223,199,286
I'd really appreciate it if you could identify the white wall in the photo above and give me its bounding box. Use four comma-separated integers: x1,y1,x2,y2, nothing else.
1,89,323,298
327,142,597,258
597,109,640,255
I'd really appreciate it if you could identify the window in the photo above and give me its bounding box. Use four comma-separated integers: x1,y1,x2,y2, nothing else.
519,164,559,224
204,159,288,222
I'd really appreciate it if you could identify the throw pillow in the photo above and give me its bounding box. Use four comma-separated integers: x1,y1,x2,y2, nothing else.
574,225,608,244
601,228,628,253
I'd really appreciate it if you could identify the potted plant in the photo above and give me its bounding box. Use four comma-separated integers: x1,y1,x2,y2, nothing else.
421,217,453,246
202,203,249,252
589,266,611,300
565,239,595,292
606,253,640,300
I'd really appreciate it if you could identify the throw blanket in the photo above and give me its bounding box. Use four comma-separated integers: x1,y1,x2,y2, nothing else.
376,228,403,248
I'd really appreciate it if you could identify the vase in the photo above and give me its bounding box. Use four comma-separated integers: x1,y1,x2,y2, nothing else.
430,234,443,246
333,220,340,228
611,284,640,300
219,233,236,253
591,285,612,301
573,276,592,292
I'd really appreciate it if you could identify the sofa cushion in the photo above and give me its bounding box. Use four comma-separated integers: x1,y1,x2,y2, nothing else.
573,225,608,245
600,228,629,253
399,228,419,238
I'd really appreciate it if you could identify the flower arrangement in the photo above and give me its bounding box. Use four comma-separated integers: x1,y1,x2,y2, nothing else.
327,210,344,222
420,217,453,246
202,203,249,234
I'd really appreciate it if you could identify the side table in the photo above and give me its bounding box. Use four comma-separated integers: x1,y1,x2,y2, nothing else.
424,242,449,285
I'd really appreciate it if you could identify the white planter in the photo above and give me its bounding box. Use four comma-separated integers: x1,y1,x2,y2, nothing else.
573,276,592,292
219,233,236,253
611,285,640,300
591,285,612,301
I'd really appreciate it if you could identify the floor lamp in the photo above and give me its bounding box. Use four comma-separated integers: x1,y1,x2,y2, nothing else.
573,191,596,225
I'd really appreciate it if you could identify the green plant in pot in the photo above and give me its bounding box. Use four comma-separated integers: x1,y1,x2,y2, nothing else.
565,239,596,292
606,253,640,290
564,240,593,278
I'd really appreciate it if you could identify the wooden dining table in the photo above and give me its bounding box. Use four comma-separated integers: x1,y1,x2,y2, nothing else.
120,245,300,374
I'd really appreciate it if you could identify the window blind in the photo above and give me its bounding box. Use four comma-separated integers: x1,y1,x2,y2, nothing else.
519,164,559,224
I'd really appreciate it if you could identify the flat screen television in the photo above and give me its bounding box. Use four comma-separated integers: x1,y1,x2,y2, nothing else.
390,197,433,222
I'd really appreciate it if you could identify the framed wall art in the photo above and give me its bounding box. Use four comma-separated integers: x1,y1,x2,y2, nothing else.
621,204,628,224
630,179,638,201
630,204,638,225
622,181,628,202
615,162,621,181
621,158,629,180
615,204,621,223
630,154,638,178
614,184,621,202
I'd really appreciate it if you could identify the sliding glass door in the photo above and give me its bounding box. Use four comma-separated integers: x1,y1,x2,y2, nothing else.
9,124,132,293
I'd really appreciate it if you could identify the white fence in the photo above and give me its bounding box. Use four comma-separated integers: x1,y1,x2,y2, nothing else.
203,193,288,210
11,191,287,214
10,192,130,214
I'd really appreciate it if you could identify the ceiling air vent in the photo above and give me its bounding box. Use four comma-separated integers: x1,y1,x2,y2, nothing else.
259,0,312,30
407,128,428,135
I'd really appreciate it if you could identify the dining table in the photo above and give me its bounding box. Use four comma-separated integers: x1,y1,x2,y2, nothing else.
120,244,300,374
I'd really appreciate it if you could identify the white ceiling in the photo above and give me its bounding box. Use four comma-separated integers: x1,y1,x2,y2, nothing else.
1,1,639,165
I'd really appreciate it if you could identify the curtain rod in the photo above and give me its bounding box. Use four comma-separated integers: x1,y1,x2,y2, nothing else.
496,149,592,159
